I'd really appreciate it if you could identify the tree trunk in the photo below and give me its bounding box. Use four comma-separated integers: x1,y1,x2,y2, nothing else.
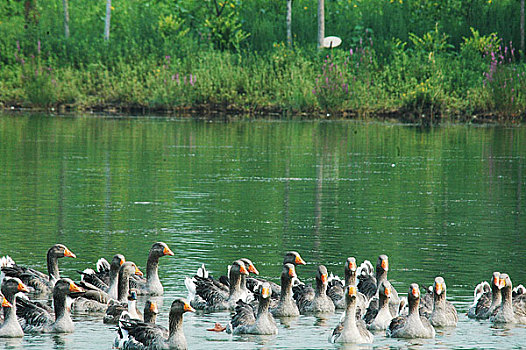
317,0,324,48
286,0,292,47
521,0,525,56
104,0,112,41
62,0,70,38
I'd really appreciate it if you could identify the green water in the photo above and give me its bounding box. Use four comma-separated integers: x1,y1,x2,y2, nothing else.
0,114,525,349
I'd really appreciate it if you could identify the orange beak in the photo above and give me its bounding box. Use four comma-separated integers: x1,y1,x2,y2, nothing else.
248,264,259,275
435,283,443,295
288,267,297,278
411,286,419,298
64,247,76,258
493,276,499,286
184,302,195,313
381,259,388,271
239,264,249,275
69,282,84,293
499,278,506,289
150,302,158,313
349,261,356,271
261,287,270,298
321,273,328,284
120,258,125,266
163,246,174,256
1,296,12,308
295,255,306,265
134,265,144,277
348,286,357,296
385,287,391,297
17,282,30,293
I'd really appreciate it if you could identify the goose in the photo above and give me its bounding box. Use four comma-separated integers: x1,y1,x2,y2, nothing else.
293,265,335,314
358,255,400,316
17,278,83,333
103,262,144,324
363,280,394,331
78,254,125,300
1,244,76,295
186,260,249,311
227,282,278,335
421,277,458,327
0,278,29,337
131,242,174,296
329,285,373,344
327,257,367,316
387,283,435,339
490,273,526,324
271,263,300,317
467,272,501,319
117,298,195,350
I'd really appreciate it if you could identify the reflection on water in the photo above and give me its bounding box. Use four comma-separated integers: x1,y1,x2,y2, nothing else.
0,114,525,349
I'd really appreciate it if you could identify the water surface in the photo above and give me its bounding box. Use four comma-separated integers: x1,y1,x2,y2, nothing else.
0,114,525,349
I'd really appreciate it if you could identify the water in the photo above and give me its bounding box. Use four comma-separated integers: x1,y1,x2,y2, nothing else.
0,113,525,349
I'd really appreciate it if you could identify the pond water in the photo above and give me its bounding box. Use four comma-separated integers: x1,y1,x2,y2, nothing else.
0,113,525,349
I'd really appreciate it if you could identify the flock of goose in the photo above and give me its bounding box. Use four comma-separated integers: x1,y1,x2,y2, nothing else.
0,244,525,349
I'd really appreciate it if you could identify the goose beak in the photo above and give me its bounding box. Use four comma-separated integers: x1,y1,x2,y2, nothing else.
163,246,174,256
69,282,84,293
134,265,144,277
385,287,391,297
349,261,357,271
493,276,499,286
261,287,270,298
295,255,306,265
64,247,76,258
288,267,297,278
17,281,30,293
499,278,506,289
348,286,357,296
184,302,195,313
120,258,125,266
411,286,420,298
435,283,443,295
248,264,259,275
381,259,388,271
239,264,249,275
1,296,12,308
150,302,158,313
321,273,328,284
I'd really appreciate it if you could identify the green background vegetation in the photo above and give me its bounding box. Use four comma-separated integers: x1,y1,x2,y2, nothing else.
1,0,525,123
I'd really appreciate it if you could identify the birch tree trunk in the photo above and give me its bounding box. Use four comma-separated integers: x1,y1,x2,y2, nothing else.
62,0,70,38
317,0,324,48
521,0,525,55
286,0,292,47
104,0,112,41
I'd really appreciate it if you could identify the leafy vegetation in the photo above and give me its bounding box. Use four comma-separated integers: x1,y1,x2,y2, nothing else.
0,0,525,123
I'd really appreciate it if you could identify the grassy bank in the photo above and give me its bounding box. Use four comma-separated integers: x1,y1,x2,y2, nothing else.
1,1,525,124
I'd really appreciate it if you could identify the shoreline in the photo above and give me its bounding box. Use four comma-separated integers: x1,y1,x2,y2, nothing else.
2,104,523,126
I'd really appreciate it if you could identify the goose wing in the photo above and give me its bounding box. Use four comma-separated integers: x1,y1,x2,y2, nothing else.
16,297,53,331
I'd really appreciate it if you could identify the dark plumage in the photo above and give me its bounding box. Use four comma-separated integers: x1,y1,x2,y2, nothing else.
131,242,174,296
117,298,194,350
422,277,458,327
271,263,300,317
364,280,394,331
468,272,501,319
17,278,83,333
0,278,29,337
1,244,76,295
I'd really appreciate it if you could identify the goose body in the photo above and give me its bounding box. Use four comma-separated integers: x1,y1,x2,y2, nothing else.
491,274,526,324
387,283,435,339
17,278,83,333
1,244,76,295
227,282,278,335
364,280,394,331
103,262,144,324
423,277,458,328
468,272,501,319
271,263,300,317
118,298,194,350
0,278,29,337
294,265,335,314
330,285,373,344
131,242,174,296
